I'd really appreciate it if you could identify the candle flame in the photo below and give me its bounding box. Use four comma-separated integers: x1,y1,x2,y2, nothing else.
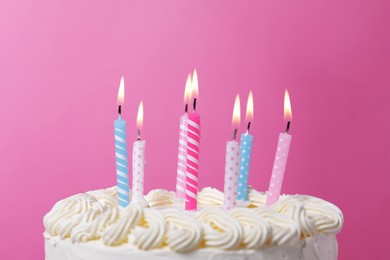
246,91,254,122
191,69,199,99
284,90,292,121
137,101,144,129
184,74,192,105
232,94,241,128
117,76,125,105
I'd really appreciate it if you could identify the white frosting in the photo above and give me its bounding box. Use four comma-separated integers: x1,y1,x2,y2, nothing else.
44,186,343,258
163,208,203,253
196,207,243,250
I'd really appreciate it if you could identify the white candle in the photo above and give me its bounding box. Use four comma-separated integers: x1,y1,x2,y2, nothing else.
223,95,241,210
266,90,293,206
132,101,147,205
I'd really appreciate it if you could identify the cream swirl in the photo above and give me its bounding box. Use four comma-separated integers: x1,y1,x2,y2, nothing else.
101,204,143,246
87,186,118,208
230,208,271,248
128,208,166,250
247,187,267,207
145,189,175,207
70,208,120,243
162,208,203,253
195,207,243,250
198,187,224,206
295,195,344,234
44,193,106,238
271,197,317,237
255,207,300,245
44,186,344,252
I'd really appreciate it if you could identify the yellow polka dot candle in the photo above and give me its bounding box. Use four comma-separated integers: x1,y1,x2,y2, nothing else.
223,95,241,210
266,90,293,206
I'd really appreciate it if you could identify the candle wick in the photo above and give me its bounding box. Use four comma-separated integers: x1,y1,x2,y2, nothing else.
118,105,122,115
137,129,141,141
247,122,251,132
185,104,188,113
233,128,238,140
285,121,291,134
193,98,197,111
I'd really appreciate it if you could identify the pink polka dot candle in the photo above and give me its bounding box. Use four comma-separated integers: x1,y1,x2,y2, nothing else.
266,90,293,206
132,101,147,205
223,95,241,210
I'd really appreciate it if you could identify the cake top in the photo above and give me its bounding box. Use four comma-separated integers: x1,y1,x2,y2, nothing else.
43,187,343,253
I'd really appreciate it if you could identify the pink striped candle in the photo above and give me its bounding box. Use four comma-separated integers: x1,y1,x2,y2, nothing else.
185,69,200,211
176,74,192,199
266,90,293,206
223,95,241,210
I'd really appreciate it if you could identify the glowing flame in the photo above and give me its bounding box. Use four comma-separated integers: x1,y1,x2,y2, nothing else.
246,91,254,122
284,90,292,121
232,94,241,128
184,74,192,105
136,101,144,129
117,76,125,105
191,69,199,99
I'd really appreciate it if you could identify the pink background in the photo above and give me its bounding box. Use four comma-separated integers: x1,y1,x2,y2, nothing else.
0,1,389,259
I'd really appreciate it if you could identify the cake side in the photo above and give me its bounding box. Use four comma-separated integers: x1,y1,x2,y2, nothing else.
43,187,343,260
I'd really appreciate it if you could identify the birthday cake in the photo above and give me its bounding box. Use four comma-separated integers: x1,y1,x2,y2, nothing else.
43,186,343,260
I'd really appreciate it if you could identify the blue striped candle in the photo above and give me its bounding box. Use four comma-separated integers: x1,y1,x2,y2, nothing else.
237,132,253,201
114,76,130,210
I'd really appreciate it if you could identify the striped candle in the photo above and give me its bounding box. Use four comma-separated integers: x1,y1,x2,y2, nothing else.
185,111,200,210
114,76,130,210
176,74,192,199
185,69,200,211
176,114,188,199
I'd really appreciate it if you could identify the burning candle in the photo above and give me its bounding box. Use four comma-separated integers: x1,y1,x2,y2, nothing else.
176,74,192,199
266,90,293,206
132,101,147,205
185,69,201,211
224,95,241,210
237,91,254,201
114,76,130,210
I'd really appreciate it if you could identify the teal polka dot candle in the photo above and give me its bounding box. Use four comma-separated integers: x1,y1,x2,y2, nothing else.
237,91,254,201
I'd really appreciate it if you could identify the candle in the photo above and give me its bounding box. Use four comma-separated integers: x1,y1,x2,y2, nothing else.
266,90,293,206
132,101,147,205
185,69,201,211
114,76,130,210
237,91,254,201
224,95,241,210
176,74,192,199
